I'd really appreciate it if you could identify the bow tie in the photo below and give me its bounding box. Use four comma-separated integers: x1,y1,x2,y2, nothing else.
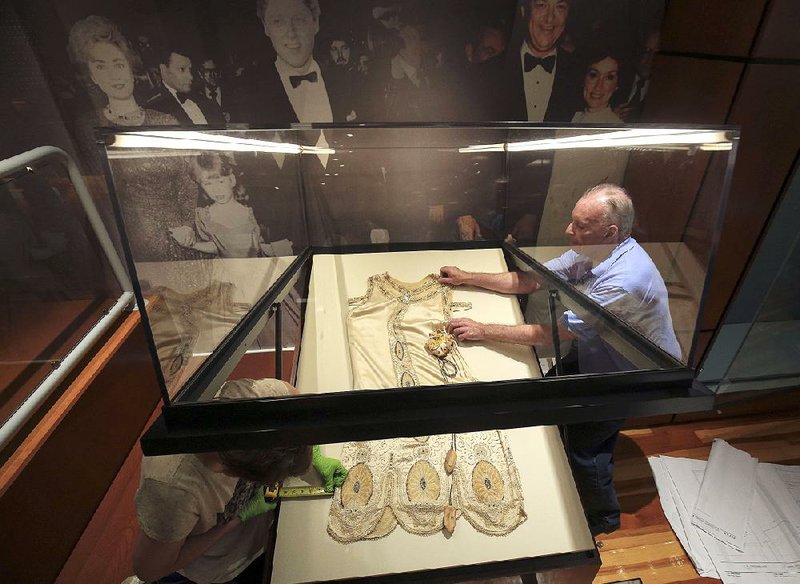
289,71,318,88
176,92,192,104
524,53,556,74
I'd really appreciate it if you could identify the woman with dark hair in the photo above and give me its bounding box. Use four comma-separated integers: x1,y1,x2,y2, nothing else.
67,15,176,127
537,49,628,244
67,16,204,264
572,49,623,123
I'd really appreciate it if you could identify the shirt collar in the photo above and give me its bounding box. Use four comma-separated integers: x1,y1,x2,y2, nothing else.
520,43,557,63
590,236,635,278
165,84,181,101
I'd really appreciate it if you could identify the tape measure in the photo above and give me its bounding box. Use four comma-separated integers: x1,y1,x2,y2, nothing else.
278,485,331,498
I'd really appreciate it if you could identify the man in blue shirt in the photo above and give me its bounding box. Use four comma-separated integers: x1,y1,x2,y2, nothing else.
440,183,680,536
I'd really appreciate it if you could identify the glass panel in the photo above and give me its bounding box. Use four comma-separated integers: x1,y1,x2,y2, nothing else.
509,247,682,378
302,127,509,245
509,126,737,366
720,234,800,391
701,160,800,394
103,130,308,399
181,260,308,403
0,160,122,424
102,125,735,404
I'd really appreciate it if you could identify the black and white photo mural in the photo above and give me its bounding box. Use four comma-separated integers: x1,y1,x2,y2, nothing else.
18,0,666,249
28,0,665,127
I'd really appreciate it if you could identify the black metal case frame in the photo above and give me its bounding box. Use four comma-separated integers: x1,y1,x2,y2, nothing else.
140,239,712,455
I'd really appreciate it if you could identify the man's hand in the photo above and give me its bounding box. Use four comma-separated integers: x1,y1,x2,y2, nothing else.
439,266,470,286
456,215,482,241
238,487,278,522
446,317,487,341
312,446,348,493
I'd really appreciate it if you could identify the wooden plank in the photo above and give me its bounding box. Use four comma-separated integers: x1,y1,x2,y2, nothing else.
0,309,141,497
55,406,160,584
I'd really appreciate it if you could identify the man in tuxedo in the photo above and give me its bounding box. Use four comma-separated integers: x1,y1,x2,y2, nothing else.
465,0,583,240
198,57,243,123
246,0,355,124
615,29,659,122
244,0,369,247
500,0,582,122
147,44,224,125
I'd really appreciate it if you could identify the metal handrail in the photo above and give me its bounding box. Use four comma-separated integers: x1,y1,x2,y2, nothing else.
0,146,134,450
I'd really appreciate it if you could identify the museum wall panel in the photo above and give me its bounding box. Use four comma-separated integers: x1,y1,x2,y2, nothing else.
752,0,800,59
700,63,800,332
1,0,799,578
0,323,160,583
643,56,742,124
640,0,800,366
659,0,767,56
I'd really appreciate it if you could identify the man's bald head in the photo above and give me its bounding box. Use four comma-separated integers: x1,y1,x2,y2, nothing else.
579,184,634,240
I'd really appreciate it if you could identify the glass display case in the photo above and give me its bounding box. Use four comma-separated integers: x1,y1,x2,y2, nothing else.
698,157,800,396
98,124,738,454
0,146,132,454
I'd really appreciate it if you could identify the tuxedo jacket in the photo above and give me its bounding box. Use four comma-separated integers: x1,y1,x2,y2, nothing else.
145,89,225,125
485,47,583,123
204,85,247,123
236,61,354,124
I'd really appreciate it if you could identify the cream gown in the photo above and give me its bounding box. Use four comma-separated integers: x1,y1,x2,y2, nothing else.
328,273,527,542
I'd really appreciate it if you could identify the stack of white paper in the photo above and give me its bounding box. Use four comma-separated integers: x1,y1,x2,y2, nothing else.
649,439,800,583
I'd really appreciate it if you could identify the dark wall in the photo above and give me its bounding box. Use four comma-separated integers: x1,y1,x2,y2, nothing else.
644,0,800,363
0,322,161,583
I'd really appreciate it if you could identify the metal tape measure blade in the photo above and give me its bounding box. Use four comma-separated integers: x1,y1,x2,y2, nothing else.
278,485,330,498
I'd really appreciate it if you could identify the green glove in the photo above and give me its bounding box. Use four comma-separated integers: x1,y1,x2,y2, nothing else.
238,487,278,522
312,445,348,493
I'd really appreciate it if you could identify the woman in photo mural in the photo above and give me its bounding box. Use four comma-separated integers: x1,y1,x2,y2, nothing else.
571,48,624,123
68,15,203,263
67,15,176,128
536,47,629,245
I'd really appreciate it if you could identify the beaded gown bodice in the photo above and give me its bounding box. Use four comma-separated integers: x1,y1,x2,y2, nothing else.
346,273,474,389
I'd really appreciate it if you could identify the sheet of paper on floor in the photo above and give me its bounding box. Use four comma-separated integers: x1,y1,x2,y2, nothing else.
649,441,800,584
692,438,758,551
649,456,718,577
650,456,719,578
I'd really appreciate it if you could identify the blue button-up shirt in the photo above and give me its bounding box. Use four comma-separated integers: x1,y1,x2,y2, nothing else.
544,237,682,373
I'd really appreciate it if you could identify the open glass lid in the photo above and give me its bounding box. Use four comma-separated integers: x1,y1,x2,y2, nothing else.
99,124,738,453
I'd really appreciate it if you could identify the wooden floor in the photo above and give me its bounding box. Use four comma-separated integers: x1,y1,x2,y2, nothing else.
57,408,800,584
593,413,800,584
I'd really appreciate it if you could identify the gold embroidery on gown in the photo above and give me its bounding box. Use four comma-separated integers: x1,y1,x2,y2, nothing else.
328,432,527,542
346,273,475,389
147,281,250,396
329,273,527,542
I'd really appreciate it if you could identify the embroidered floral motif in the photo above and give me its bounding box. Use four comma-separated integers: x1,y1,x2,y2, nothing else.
328,431,527,542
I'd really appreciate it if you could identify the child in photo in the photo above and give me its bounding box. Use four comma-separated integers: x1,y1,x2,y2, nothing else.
170,153,290,258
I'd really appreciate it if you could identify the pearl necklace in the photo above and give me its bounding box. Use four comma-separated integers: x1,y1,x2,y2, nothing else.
104,105,145,126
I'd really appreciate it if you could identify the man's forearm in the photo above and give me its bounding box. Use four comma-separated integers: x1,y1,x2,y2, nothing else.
482,323,551,345
464,271,540,295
